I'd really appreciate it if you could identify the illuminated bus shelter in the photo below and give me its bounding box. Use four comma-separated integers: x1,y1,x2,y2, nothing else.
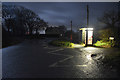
79,28,93,46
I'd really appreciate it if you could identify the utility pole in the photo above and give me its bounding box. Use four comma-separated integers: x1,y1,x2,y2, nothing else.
85,5,89,46
70,20,72,41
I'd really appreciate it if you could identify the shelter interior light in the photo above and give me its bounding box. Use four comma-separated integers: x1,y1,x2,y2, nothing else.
88,31,93,45
79,27,94,45
79,28,93,31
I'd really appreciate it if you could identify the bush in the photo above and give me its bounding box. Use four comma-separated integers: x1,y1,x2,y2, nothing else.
94,40,115,48
49,40,74,48
98,28,114,41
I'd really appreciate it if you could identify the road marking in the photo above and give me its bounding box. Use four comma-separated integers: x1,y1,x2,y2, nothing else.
49,55,73,67
44,47,59,50
75,65,87,67
49,64,87,68
73,50,82,54
59,56,73,62
49,62,58,67
48,48,64,53
44,46,48,48
50,52,71,57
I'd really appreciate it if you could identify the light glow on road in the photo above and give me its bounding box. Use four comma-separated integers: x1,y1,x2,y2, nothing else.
86,54,92,60
74,44,84,48
84,47,97,51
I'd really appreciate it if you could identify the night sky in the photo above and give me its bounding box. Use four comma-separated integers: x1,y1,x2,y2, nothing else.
3,2,118,31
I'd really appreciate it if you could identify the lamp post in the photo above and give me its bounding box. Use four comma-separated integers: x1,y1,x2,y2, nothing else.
85,5,89,47
70,20,72,42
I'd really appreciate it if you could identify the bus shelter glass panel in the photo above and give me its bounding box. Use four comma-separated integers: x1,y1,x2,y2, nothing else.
88,30,93,45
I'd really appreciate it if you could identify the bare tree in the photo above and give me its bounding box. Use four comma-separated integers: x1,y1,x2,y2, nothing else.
98,10,119,28
98,10,120,46
2,5,48,36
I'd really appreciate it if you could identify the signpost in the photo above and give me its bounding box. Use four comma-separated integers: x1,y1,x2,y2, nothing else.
109,37,114,47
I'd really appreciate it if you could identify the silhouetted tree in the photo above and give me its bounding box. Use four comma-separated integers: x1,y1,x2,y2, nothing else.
98,10,120,46
2,5,48,36
98,10,119,28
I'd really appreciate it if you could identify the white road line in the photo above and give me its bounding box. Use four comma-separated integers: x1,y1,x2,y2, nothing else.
49,55,73,67
48,48,74,68
48,48,64,53
48,48,88,68
59,56,73,62
50,52,71,57
49,62,58,67
44,46,48,48
44,47,59,50
73,50,82,54
75,65,87,67
49,64,87,68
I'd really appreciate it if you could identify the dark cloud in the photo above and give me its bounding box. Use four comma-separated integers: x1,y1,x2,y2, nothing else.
3,2,118,31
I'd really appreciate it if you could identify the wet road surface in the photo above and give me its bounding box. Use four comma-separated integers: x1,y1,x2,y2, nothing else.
2,39,120,78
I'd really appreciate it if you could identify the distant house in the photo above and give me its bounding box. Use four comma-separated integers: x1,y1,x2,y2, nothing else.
32,27,47,35
38,27,47,34
46,26,66,35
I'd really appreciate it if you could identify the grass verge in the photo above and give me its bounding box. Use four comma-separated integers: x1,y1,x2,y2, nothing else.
49,40,74,48
94,40,115,48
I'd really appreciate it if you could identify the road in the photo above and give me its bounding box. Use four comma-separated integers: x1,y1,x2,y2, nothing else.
2,39,120,78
